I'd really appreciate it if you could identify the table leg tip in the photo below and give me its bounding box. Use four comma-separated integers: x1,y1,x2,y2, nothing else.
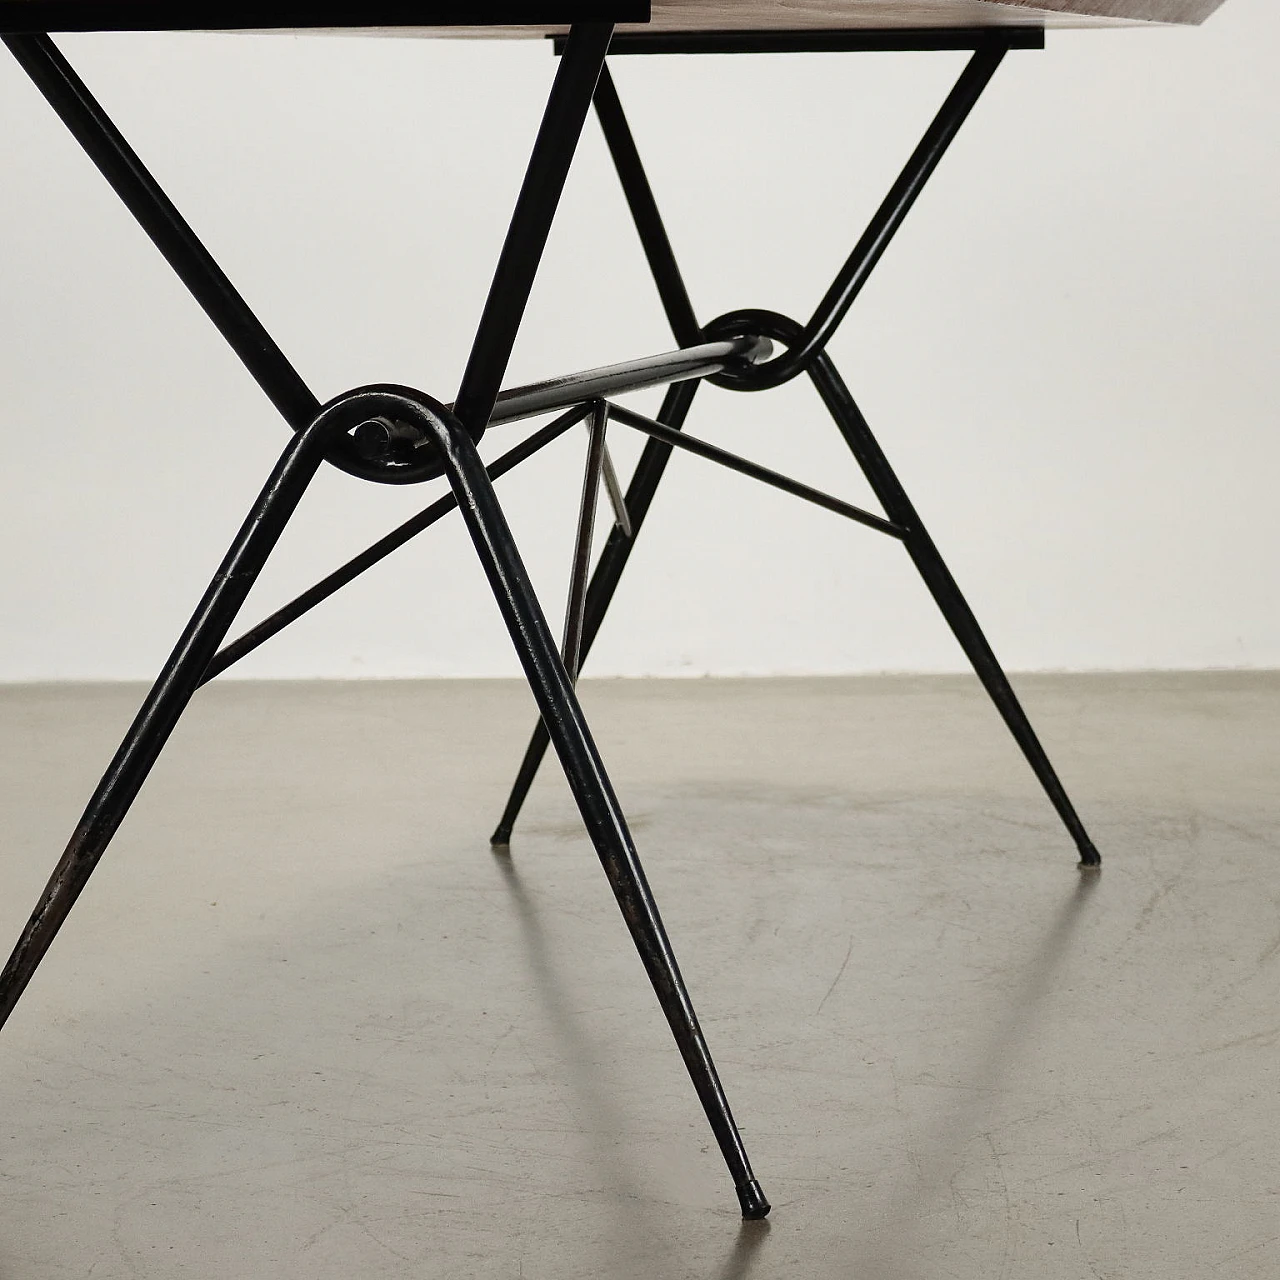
737,1180,771,1219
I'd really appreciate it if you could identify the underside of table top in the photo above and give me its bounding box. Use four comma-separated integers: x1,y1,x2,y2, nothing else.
0,0,1228,35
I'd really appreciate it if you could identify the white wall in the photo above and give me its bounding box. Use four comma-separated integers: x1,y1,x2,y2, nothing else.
0,2,1276,681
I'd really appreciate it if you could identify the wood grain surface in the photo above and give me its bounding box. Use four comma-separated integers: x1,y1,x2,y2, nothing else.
443,0,1228,36
638,0,1224,29
0,0,1229,34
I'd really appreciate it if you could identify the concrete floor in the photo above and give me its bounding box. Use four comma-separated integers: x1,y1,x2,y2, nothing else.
0,673,1277,1278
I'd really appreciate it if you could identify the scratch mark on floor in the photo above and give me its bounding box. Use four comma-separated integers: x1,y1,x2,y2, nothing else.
816,934,855,1015
1076,1217,1104,1280
1212,1232,1280,1269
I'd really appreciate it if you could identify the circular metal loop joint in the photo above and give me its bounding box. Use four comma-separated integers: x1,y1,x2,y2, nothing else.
315,385,477,486
701,309,810,392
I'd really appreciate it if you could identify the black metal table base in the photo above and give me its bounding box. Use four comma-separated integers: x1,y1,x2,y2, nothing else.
0,23,1098,1221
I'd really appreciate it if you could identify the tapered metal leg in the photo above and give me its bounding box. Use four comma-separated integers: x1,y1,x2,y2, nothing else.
417,402,768,1218
452,22,614,439
484,69,712,845
0,418,336,1031
491,379,699,846
3,33,319,434
808,351,1101,868
593,63,701,348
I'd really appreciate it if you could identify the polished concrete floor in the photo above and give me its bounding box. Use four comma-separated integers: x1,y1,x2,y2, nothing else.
1,673,1278,1278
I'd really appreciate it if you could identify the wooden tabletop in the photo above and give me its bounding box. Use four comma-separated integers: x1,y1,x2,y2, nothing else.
0,0,1228,34
531,1,1228,34
650,0,1225,27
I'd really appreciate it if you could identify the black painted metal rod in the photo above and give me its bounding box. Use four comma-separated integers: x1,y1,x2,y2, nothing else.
607,402,906,538
0,1,647,33
796,45,1005,373
591,27,1043,56
200,404,592,685
807,350,1101,868
482,336,766,428
419,399,768,1220
447,25,765,834
490,60,711,843
0,414,339,1032
561,402,609,682
3,33,320,431
732,45,1006,388
452,21,613,439
600,442,631,536
491,379,698,846
591,62,702,346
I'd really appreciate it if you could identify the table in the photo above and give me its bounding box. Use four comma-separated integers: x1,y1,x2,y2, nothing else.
0,0,1226,1223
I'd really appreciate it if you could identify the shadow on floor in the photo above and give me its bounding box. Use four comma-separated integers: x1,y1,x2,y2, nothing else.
493,848,776,1279
845,870,1100,1276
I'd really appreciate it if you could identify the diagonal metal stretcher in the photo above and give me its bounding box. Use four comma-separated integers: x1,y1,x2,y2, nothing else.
0,8,1118,1221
